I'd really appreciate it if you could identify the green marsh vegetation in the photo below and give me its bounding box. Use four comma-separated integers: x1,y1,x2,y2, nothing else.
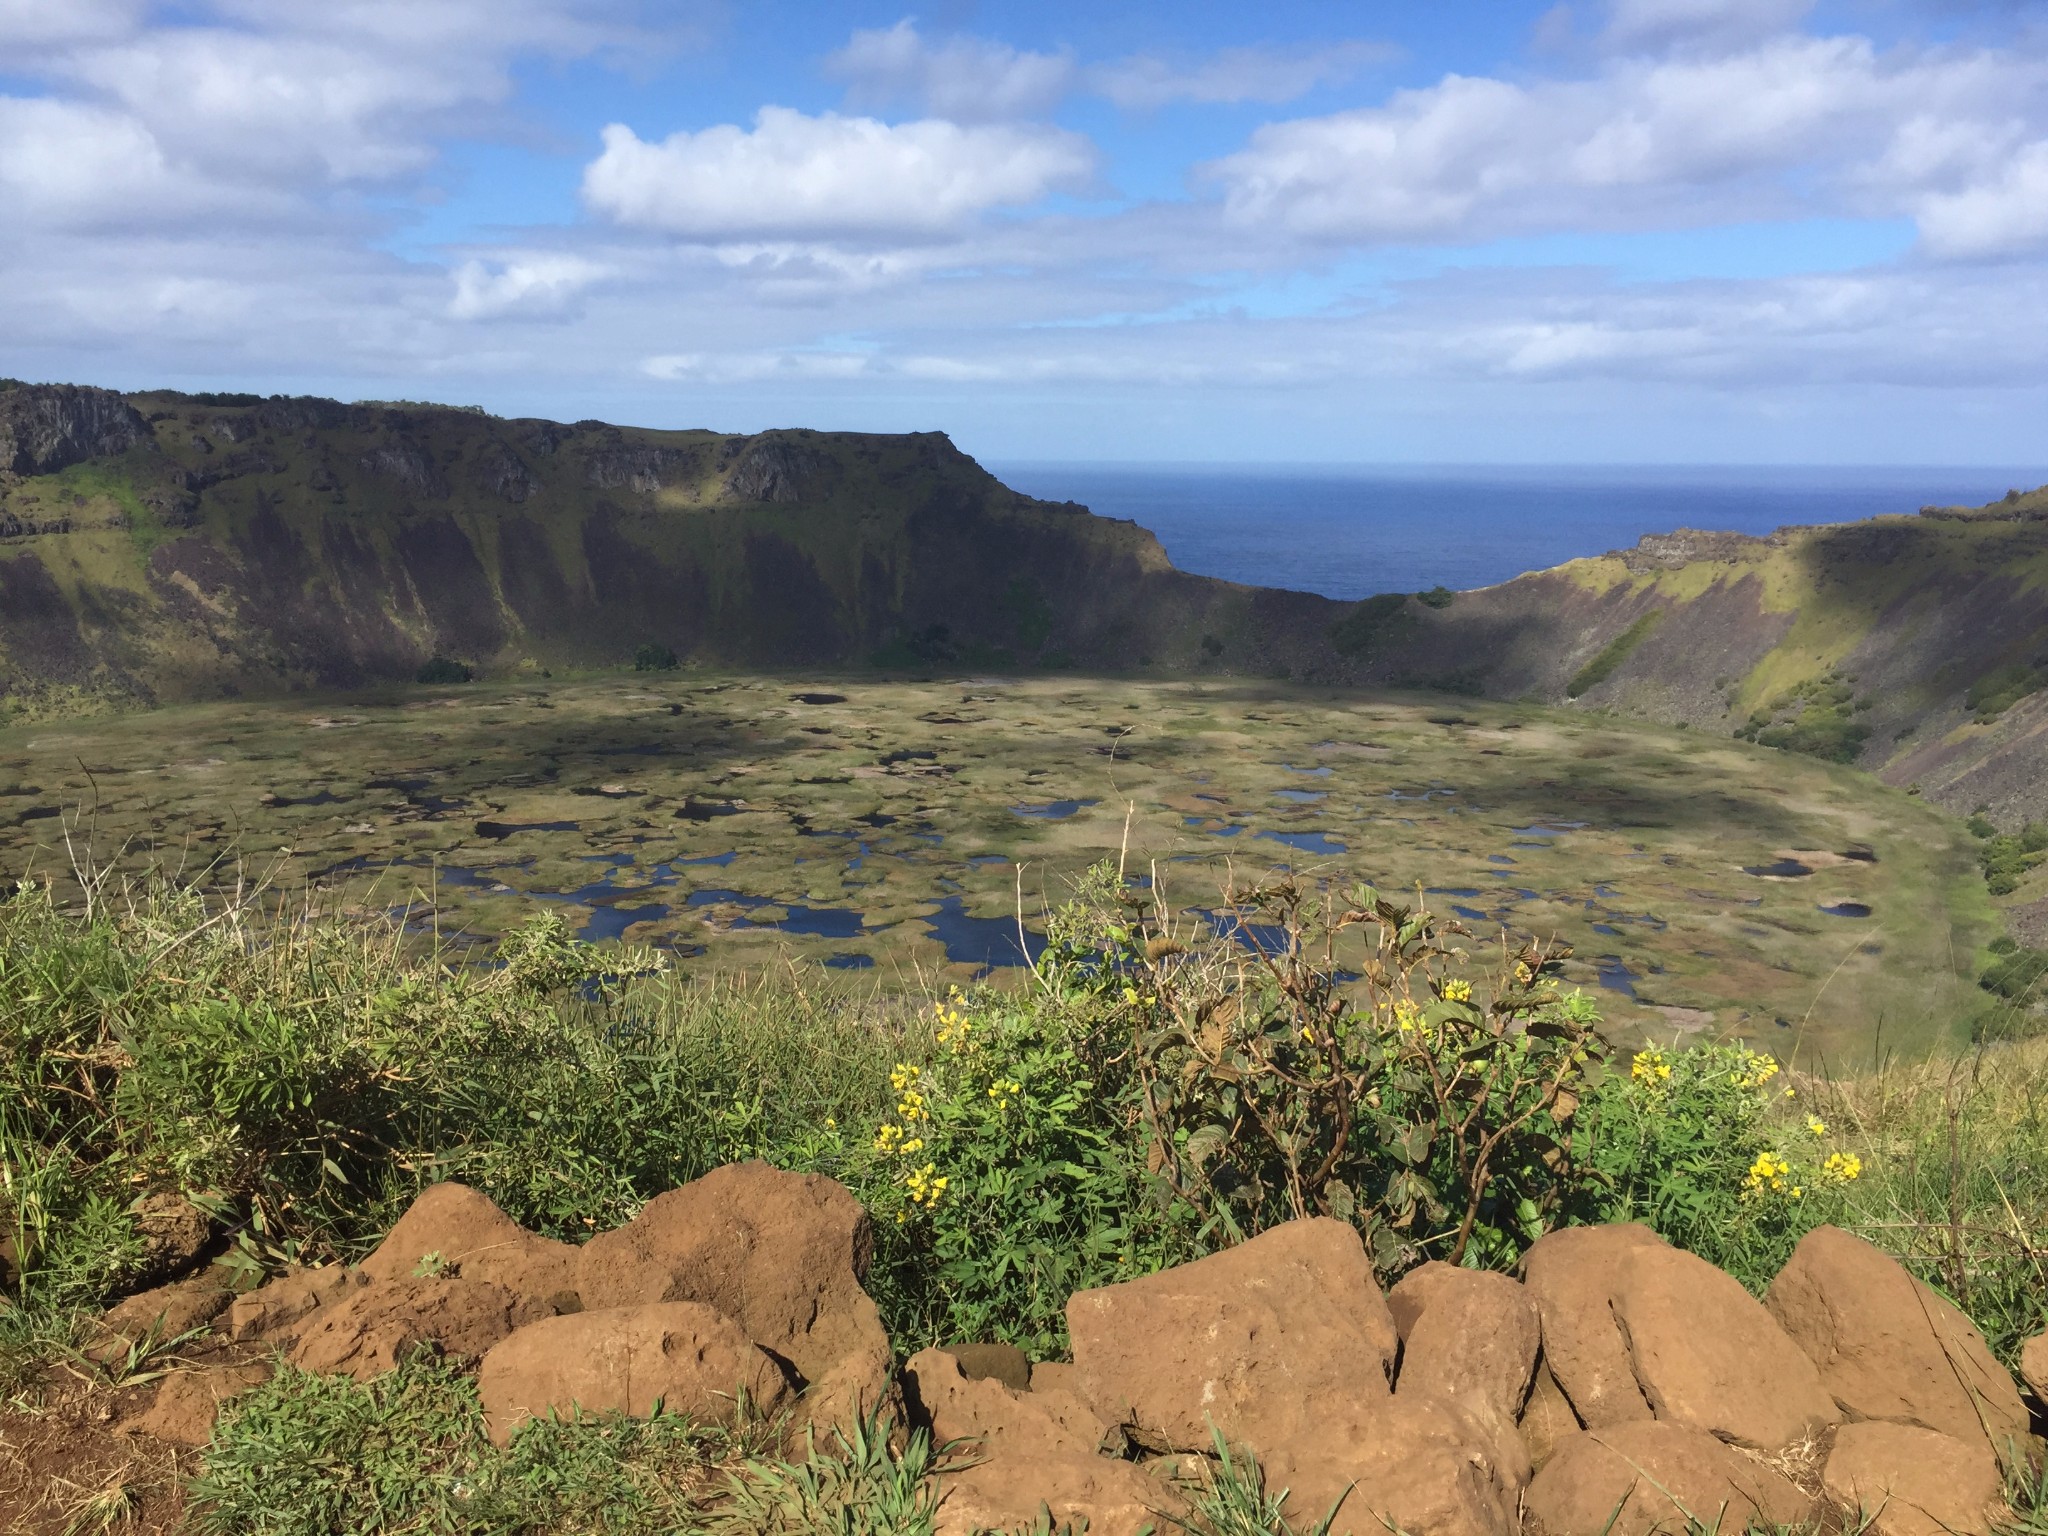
0,673,1995,1060
2,846,2045,1533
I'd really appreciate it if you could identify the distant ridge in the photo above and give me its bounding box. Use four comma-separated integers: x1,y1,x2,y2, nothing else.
1,380,2044,832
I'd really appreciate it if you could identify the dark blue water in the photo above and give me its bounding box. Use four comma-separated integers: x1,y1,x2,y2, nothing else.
988,463,2048,599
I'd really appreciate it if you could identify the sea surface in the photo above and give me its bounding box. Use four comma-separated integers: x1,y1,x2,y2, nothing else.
987,463,2048,601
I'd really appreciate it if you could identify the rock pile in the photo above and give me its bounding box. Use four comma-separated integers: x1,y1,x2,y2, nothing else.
98,1168,2045,1536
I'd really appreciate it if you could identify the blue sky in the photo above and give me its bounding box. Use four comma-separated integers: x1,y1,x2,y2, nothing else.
2,0,2046,462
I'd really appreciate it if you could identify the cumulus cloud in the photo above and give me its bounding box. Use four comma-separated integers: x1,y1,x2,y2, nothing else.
824,20,1395,118
0,0,145,47
1205,32,2048,253
1090,41,1396,109
580,109,1095,241
826,20,1074,122
1601,0,1816,56
1914,141,2048,259
450,254,613,319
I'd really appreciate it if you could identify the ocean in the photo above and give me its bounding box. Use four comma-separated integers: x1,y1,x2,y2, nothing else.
986,463,2048,601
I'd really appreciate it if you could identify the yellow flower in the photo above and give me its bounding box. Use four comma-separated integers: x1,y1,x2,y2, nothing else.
1441,979,1473,1004
889,1063,921,1092
1822,1151,1862,1183
1806,1115,1828,1137
1743,1149,1794,1199
1631,1049,1672,1086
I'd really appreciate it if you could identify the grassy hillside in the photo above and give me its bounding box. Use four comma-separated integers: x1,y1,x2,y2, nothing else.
0,383,1341,715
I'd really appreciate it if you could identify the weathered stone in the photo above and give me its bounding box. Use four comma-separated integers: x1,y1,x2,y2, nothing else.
290,1276,549,1380
1068,1217,1398,1452
1766,1226,2030,1464
133,1193,211,1282
89,1269,235,1361
361,1182,580,1309
1520,1362,1583,1471
477,1303,792,1446
1259,1391,1525,1536
1393,1264,1542,1423
1521,1224,1665,1428
123,1362,272,1446
227,1265,368,1344
1612,1243,1837,1452
576,1163,883,1392
904,1348,1170,1536
1524,1422,1813,1536
942,1341,1032,1392
2022,1333,2048,1406
1823,1421,2006,1536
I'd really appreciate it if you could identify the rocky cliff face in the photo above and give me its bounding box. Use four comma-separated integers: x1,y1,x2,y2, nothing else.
0,382,150,475
0,384,1351,715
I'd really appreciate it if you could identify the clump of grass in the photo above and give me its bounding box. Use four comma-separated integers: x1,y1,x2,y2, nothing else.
1567,609,1664,698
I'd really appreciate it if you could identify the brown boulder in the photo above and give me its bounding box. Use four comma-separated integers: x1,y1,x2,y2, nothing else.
361,1182,580,1308
575,1163,883,1391
1520,1363,1583,1471
1822,1421,2005,1536
2022,1334,2048,1406
1258,1391,1525,1536
227,1265,368,1344
290,1276,550,1380
904,1347,1170,1536
89,1269,235,1362
1612,1243,1837,1452
477,1303,792,1446
1067,1217,1398,1452
1766,1226,2030,1464
1030,1361,1082,1397
133,1193,212,1282
123,1362,272,1446
1392,1264,1542,1422
1524,1421,1813,1536
943,1341,1032,1391
1521,1224,1665,1427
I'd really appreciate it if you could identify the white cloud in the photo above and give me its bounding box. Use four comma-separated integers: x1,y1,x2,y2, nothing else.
0,0,145,48
580,108,1095,241
825,20,1073,122
450,254,612,319
1090,41,1396,109
1205,32,2048,252
1601,0,1816,56
1914,141,2048,259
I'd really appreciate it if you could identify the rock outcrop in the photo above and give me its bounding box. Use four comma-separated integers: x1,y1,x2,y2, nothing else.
1067,1216,1398,1454
1525,1422,1813,1536
0,383,150,475
1766,1225,2031,1464
477,1303,793,1445
89,1184,2037,1536
1822,1421,2005,1536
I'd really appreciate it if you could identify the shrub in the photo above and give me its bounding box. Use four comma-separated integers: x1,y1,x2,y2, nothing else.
1416,585,1456,609
1327,593,1409,660
1578,1043,1864,1287
415,656,473,685
632,643,679,672
847,988,1156,1357
1042,865,1604,1272
1966,662,2044,721
1977,821,2048,895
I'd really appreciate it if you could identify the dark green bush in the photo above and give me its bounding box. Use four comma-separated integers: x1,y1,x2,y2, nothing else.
415,656,473,685
1966,663,2044,720
632,643,678,671
1416,585,1456,609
